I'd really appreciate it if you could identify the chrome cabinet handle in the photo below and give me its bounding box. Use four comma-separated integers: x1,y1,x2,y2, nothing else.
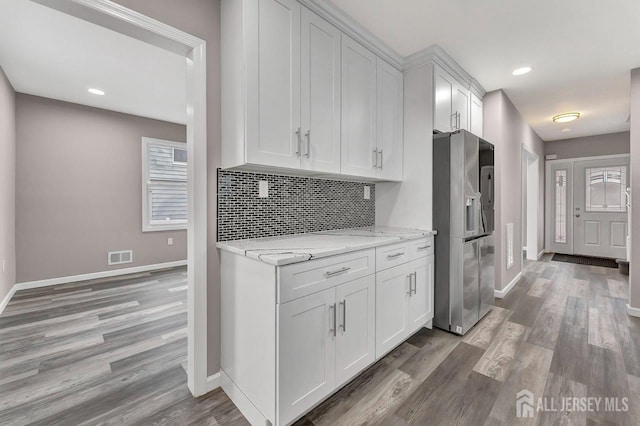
457,112,461,129
305,130,310,158
378,149,383,169
372,149,378,168
451,112,456,130
326,266,351,277
417,245,431,250
295,127,301,156
387,252,404,259
407,273,413,296
411,272,417,295
339,300,347,332
333,303,337,336
329,303,336,337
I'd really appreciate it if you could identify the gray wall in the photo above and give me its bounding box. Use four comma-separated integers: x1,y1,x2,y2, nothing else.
484,90,545,292
630,69,640,309
545,131,630,160
112,0,222,376
16,94,187,283
0,66,15,304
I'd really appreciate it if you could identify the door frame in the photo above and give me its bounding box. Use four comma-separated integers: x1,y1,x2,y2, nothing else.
522,146,539,260
545,153,630,256
33,0,210,396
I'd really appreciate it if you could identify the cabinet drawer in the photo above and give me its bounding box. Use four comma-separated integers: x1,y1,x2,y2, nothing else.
409,237,434,260
278,249,375,303
376,242,409,271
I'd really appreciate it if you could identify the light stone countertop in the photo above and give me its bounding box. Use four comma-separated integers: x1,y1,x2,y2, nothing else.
216,226,437,266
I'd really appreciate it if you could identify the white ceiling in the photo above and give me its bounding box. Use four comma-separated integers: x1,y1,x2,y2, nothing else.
0,0,186,124
332,0,640,141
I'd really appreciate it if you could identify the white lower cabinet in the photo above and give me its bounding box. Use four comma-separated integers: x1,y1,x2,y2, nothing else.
278,275,375,425
220,238,434,426
278,287,336,425
375,253,434,358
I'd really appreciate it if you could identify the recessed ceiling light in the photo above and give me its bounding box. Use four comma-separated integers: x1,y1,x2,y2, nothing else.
512,66,532,76
552,112,580,123
88,88,105,96
561,128,572,132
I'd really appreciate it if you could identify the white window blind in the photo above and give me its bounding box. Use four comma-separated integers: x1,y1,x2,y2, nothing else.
142,138,188,232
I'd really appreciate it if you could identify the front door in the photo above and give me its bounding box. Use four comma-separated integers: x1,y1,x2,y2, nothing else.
548,161,574,255
573,158,629,259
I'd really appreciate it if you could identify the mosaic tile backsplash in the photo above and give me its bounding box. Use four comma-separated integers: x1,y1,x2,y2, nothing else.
217,170,375,241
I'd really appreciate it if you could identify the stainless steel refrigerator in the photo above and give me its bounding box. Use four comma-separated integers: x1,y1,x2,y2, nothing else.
433,130,495,335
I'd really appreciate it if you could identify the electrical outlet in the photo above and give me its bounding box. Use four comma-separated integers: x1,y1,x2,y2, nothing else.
364,186,370,200
259,181,269,198
168,238,174,246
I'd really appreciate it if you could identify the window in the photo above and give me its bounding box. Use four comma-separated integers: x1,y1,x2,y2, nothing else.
555,170,567,243
142,138,188,232
585,166,627,212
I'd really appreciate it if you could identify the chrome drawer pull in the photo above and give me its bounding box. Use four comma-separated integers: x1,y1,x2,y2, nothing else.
387,252,404,259
417,245,431,250
326,266,351,277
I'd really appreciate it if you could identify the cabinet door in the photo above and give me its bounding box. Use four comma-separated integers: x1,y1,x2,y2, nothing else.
433,66,454,133
300,8,341,173
376,58,403,181
408,255,434,334
335,275,375,387
341,36,377,178
278,288,335,425
454,83,470,132
246,0,301,169
470,92,483,137
375,263,410,358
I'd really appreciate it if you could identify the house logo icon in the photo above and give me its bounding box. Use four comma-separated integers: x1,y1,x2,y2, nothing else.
516,389,535,418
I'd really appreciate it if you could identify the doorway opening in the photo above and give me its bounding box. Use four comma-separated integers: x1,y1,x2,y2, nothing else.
522,146,539,261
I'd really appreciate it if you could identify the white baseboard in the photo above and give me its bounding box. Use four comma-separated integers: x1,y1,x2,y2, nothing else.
220,370,269,426
0,285,17,317
204,371,221,393
627,304,640,318
494,271,523,299
15,260,187,291
538,250,545,260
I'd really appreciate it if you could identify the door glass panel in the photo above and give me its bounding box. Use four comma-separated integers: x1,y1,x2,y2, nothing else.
585,166,627,212
555,170,567,243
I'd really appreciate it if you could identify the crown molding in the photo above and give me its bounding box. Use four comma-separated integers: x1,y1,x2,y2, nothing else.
298,0,403,69
404,44,486,97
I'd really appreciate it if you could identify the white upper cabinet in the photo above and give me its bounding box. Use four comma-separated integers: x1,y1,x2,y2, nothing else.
434,66,455,133
300,8,341,173
341,35,377,178
376,58,404,181
246,0,301,168
470,92,484,137
433,65,477,134
222,0,404,181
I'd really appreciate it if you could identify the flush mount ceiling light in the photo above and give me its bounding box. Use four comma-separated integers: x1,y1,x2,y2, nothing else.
552,112,580,123
88,88,105,96
512,66,532,76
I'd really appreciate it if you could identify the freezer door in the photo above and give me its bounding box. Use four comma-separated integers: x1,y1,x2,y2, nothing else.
479,235,495,320
461,238,480,334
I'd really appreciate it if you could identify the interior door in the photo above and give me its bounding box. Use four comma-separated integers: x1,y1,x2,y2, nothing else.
300,7,341,173
335,275,375,387
548,162,573,255
573,158,630,259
